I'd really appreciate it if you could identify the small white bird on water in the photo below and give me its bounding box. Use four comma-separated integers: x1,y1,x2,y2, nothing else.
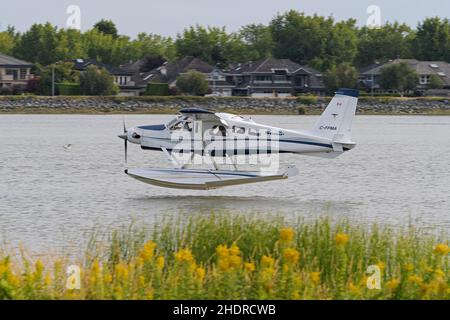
63,144,72,150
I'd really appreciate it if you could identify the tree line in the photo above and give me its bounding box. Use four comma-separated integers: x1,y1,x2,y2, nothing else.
1,12,449,71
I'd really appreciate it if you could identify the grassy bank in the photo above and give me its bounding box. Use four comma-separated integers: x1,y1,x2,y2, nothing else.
0,214,448,300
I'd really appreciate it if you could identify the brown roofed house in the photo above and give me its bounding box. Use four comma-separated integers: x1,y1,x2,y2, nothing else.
225,58,324,97
0,53,35,91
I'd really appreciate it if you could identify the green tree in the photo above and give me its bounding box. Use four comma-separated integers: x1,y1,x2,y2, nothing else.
379,62,418,96
132,33,176,61
34,62,79,95
355,23,414,67
14,23,59,65
428,74,444,89
0,31,15,55
176,70,209,96
413,17,450,62
323,62,358,93
239,24,273,60
79,65,118,95
93,19,118,38
55,28,86,61
175,25,249,67
319,19,358,70
269,11,358,70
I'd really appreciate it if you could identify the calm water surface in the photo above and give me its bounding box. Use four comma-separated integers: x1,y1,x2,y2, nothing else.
1,114,449,253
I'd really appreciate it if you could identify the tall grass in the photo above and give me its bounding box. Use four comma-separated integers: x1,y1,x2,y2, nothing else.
0,214,448,300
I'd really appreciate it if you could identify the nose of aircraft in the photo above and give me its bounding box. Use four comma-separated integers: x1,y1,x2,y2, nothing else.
118,133,127,140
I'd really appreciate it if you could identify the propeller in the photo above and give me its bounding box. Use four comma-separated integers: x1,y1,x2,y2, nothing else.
123,120,128,163
118,120,128,163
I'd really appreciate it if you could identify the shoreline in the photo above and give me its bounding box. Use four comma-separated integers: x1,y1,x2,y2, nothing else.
1,108,450,116
0,95,449,115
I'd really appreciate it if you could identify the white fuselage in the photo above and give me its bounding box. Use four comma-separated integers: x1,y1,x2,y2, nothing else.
125,113,354,157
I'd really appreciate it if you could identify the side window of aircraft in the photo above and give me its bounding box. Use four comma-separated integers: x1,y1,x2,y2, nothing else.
233,126,245,134
170,121,183,131
211,125,227,136
248,128,260,137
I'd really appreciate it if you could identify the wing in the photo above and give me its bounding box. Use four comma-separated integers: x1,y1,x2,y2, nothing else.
179,108,229,126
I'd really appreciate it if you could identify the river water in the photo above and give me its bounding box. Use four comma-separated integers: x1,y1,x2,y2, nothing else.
0,114,449,253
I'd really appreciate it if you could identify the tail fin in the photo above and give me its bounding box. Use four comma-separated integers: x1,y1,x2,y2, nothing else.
310,88,358,143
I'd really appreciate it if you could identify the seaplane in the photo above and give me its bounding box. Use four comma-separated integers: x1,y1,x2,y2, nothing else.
118,88,358,190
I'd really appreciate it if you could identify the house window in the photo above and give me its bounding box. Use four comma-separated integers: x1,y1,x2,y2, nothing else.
419,75,430,84
274,75,288,83
6,69,18,80
254,76,272,83
20,69,27,80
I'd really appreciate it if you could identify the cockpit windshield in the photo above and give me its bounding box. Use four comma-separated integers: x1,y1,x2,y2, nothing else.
168,116,193,132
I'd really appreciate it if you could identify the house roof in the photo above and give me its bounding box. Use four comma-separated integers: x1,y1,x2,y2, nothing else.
227,58,324,89
227,58,320,75
361,59,450,86
71,58,133,75
121,56,167,73
0,53,34,67
143,56,214,84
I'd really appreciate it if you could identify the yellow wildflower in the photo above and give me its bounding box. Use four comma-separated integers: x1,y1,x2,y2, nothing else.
386,278,400,290
310,271,321,284
104,273,113,284
261,255,275,268
335,233,349,247
115,262,129,280
156,256,165,270
376,261,386,271
420,282,435,295
244,262,256,272
434,269,445,279
138,275,146,287
279,228,295,243
216,244,229,258
408,275,423,285
229,243,241,256
196,267,206,282
433,243,449,255
216,244,242,271
35,259,44,274
348,282,360,295
44,274,52,286
139,240,157,261
175,248,195,265
228,255,242,268
91,259,101,274
283,248,300,265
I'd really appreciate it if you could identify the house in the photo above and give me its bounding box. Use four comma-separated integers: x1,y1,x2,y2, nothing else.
143,56,235,96
225,58,325,97
359,59,450,94
71,58,140,96
0,53,34,90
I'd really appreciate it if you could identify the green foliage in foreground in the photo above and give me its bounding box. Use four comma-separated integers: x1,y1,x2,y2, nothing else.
0,214,448,300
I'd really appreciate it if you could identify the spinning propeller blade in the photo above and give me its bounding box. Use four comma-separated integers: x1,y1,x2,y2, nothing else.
123,120,128,163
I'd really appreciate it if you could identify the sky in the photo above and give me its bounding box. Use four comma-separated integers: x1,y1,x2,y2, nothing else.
1,0,449,37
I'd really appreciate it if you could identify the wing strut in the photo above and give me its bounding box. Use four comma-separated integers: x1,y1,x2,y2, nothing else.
161,147,184,169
